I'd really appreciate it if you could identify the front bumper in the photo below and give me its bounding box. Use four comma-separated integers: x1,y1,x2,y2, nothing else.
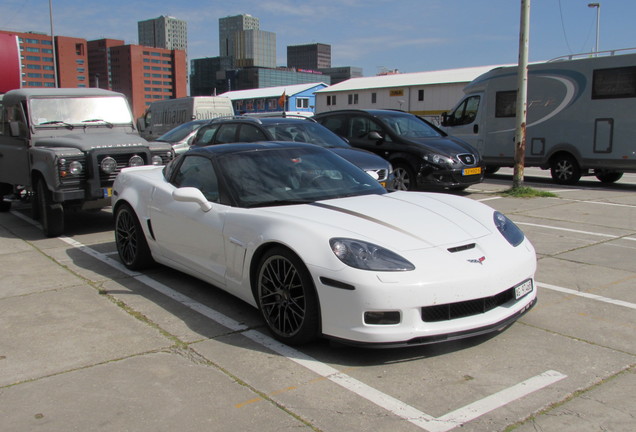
418,164,485,188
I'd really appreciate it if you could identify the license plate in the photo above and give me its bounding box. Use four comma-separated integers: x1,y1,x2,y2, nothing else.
103,187,112,198
514,279,533,300
463,167,482,176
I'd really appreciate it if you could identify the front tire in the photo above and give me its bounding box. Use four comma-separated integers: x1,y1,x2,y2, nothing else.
550,154,581,185
393,163,416,191
256,247,320,345
35,178,64,237
114,203,154,270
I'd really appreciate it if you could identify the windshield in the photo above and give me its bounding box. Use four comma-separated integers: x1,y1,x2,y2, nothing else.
30,96,133,126
157,120,208,143
217,147,385,208
380,113,443,138
264,122,350,148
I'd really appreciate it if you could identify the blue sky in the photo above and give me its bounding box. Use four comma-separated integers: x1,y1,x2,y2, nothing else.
1,0,635,76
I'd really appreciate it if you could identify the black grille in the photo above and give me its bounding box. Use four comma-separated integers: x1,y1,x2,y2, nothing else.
457,153,477,165
422,288,515,322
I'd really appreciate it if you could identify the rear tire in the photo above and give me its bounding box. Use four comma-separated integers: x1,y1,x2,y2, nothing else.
35,178,64,237
594,170,623,184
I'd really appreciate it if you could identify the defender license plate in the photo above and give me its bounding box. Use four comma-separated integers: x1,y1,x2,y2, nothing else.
103,188,113,198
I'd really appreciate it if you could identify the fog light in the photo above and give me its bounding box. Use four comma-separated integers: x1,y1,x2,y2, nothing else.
129,155,144,167
101,157,117,174
364,311,401,325
151,155,163,165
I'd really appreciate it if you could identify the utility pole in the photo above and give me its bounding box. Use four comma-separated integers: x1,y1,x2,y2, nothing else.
49,0,58,88
513,0,530,189
588,3,601,55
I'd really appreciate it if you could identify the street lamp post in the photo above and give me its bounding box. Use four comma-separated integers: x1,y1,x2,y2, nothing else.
588,3,600,55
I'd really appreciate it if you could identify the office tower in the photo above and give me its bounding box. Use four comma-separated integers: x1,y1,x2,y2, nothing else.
138,16,187,52
219,14,276,69
287,43,331,70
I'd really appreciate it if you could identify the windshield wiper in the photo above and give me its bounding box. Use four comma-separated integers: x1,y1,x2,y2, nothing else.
82,118,114,128
38,120,74,130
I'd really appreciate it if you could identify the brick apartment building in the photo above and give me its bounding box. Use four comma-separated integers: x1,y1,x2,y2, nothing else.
0,29,187,119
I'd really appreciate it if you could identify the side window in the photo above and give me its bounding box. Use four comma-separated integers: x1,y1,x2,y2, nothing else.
348,116,371,138
193,124,220,146
495,91,516,118
318,116,347,137
449,95,481,125
238,124,267,142
215,124,238,144
172,155,219,202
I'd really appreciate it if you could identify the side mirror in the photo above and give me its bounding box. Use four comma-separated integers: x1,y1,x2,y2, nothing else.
172,187,213,212
137,118,146,132
440,112,450,127
368,131,383,142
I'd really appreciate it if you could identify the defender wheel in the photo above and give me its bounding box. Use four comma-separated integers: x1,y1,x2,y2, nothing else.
114,203,154,270
550,154,581,185
256,247,320,345
35,178,64,237
393,163,416,191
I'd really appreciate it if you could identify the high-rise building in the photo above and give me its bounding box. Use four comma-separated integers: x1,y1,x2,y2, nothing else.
287,43,331,70
218,14,275,69
107,43,187,119
138,16,187,52
219,14,259,57
87,38,124,89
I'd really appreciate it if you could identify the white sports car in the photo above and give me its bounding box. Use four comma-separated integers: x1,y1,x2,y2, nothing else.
112,142,536,347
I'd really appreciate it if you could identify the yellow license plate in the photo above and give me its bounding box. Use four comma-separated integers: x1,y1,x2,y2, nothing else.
463,167,482,176
103,187,113,198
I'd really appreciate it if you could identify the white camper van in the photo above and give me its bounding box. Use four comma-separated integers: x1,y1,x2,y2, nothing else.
442,49,636,185
138,96,234,140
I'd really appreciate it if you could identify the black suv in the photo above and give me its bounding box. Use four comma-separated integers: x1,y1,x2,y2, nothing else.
314,109,484,191
191,116,393,187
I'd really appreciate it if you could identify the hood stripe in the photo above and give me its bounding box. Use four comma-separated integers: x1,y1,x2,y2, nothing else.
310,202,425,242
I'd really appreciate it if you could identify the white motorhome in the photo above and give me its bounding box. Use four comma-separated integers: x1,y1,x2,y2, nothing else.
442,48,636,184
138,96,234,140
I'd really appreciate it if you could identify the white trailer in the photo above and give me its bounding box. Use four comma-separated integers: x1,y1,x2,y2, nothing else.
138,96,234,140
442,48,636,184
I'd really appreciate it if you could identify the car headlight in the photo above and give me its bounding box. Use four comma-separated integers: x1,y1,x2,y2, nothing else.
129,155,144,167
423,153,454,167
101,156,117,174
330,238,415,271
151,155,163,165
494,211,525,247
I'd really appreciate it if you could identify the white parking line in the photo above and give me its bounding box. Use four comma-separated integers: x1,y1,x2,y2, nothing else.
538,282,636,310
12,209,565,431
515,221,636,242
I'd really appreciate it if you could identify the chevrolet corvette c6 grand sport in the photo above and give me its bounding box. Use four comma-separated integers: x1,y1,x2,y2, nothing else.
112,142,536,347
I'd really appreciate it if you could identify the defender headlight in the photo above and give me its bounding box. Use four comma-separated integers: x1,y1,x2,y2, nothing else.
151,155,163,165
129,155,144,167
330,238,415,271
69,160,83,175
101,157,117,174
494,211,525,247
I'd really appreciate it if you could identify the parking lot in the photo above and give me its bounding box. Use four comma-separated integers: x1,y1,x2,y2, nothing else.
1,168,635,432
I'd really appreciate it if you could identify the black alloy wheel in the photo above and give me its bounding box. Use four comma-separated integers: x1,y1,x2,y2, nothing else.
256,247,320,345
115,203,154,270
